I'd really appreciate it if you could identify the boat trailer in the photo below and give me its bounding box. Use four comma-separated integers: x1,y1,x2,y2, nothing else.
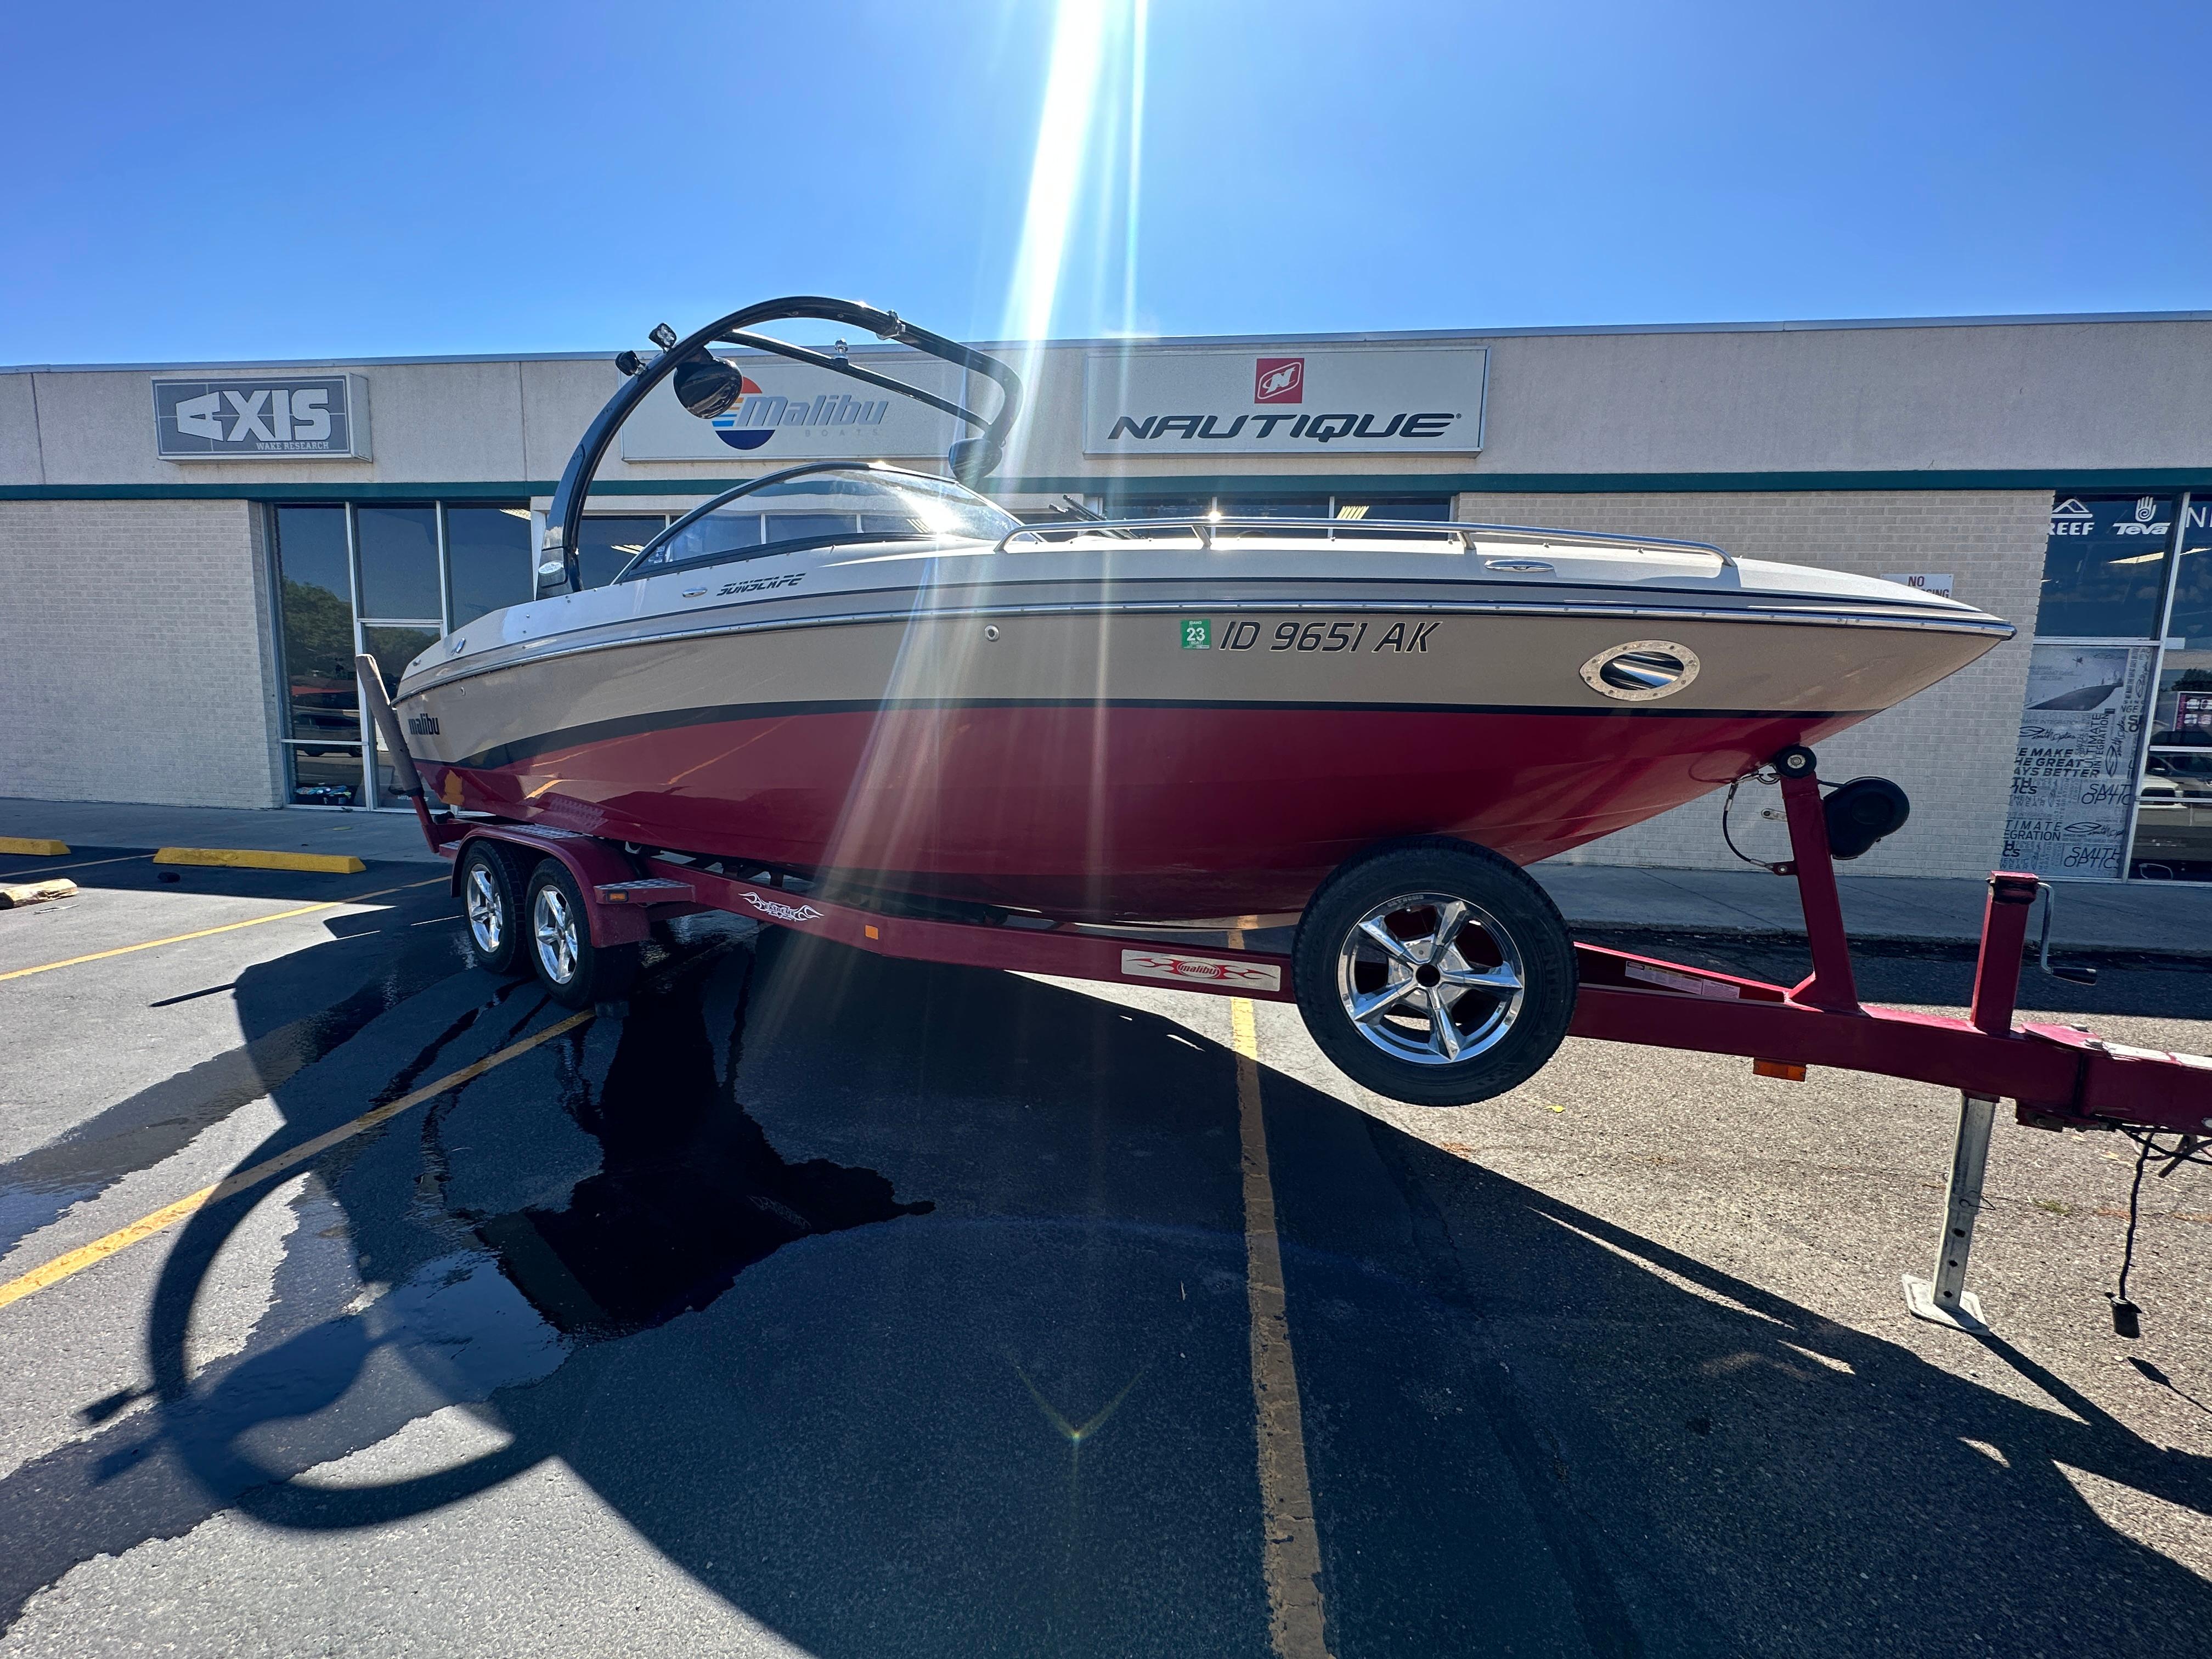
359,661,2210,1337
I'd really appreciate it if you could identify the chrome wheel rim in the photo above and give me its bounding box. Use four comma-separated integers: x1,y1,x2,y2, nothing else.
1334,891,1526,1067
465,864,504,956
533,885,578,985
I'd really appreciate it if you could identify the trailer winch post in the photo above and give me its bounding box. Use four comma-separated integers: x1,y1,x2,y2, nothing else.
1775,752,1860,1012
1902,873,2040,1333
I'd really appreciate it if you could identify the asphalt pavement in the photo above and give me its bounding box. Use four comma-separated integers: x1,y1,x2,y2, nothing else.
1,845,2210,1657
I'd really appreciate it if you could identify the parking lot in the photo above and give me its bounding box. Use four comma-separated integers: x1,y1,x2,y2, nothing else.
3,844,2211,1657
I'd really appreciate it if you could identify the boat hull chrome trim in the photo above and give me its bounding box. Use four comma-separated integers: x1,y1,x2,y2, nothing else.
404,596,2012,699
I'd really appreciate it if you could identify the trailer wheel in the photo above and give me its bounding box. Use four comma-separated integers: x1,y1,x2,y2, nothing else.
458,842,528,977
1293,838,1576,1107
525,860,637,1010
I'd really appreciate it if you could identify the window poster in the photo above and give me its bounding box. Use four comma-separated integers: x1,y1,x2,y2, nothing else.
2003,644,2159,877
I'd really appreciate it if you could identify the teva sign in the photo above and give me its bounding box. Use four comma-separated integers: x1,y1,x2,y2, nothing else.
153,375,369,460
620,352,967,462
1081,344,1488,456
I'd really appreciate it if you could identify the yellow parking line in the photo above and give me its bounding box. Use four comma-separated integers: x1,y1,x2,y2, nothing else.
0,852,149,878
0,877,446,983
0,1009,592,1313
1229,995,1334,1659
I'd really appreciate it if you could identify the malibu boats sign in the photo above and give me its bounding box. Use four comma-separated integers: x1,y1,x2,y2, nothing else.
620,352,964,462
1081,343,1488,456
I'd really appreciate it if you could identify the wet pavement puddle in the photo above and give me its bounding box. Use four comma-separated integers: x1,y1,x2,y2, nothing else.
0,929,939,1625
473,950,932,1339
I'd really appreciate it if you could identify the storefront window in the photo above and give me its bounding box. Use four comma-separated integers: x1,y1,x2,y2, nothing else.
579,516,668,589
2034,494,2173,639
270,500,527,808
2005,493,2181,880
273,506,357,746
273,506,365,805
445,506,534,625
290,748,366,810
2132,503,2212,876
355,506,442,621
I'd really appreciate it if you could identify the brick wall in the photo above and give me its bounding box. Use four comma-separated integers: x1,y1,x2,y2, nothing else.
0,499,284,808
1453,489,2052,878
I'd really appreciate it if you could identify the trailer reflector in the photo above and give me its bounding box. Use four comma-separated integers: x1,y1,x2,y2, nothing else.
1754,1059,1808,1081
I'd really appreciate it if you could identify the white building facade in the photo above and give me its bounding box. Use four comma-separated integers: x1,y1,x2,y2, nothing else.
3,312,2208,883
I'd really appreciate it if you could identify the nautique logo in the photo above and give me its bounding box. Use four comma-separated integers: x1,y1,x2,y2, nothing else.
1105,410,1458,444
709,378,892,452
1081,342,1486,457
1254,357,1303,404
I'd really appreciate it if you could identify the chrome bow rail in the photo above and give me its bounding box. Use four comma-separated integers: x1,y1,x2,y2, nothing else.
1000,517,1739,567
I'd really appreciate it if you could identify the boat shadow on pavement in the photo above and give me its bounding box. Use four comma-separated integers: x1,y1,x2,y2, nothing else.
3,922,2210,1656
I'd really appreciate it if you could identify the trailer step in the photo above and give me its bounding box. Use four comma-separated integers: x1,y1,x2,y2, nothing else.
592,878,699,905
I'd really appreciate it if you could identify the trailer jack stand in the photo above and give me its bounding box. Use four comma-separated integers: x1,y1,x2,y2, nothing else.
1903,1091,1999,1332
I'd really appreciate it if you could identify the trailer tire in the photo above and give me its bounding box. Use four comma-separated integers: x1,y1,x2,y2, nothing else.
1293,838,1576,1107
525,860,637,1010
458,841,529,978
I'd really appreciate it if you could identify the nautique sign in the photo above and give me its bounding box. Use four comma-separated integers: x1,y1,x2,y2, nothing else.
1081,344,1488,456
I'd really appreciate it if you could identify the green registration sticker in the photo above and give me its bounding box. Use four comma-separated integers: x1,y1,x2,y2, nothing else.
1181,619,1212,650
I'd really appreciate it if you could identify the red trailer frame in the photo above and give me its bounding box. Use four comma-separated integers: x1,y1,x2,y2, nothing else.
359,656,2208,1333
396,769,2209,1139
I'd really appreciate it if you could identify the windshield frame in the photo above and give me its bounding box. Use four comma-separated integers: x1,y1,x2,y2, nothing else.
616,461,1017,583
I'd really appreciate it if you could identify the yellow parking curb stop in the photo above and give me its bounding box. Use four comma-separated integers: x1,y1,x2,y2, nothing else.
0,838,71,857
153,848,368,874
0,879,78,910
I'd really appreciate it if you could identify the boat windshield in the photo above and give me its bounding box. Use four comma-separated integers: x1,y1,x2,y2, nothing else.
625,466,1019,579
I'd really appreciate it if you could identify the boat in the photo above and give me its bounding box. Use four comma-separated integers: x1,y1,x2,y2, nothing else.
379,297,2015,1103
391,297,2010,924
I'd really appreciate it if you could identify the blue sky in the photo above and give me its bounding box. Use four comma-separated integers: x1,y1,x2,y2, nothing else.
4,1,2209,364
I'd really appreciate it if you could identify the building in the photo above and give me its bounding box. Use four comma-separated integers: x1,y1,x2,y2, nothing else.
3,311,2208,883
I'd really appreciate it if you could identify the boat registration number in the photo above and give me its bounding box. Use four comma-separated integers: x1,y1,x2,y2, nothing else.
1187,619,1436,654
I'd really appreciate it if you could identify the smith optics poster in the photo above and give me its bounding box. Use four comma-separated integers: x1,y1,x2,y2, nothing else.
2002,643,2158,878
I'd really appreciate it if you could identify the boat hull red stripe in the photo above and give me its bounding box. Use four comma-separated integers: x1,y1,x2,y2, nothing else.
425,704,1861,920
